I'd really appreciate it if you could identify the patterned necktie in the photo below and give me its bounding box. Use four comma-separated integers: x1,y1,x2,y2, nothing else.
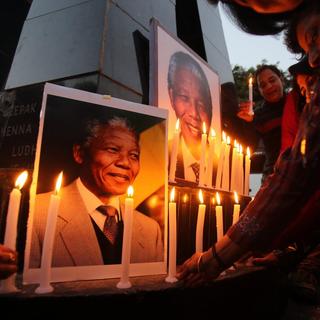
97,205,119,245
191,162,200,183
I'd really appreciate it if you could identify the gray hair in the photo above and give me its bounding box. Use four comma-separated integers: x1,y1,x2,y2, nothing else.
167,51,212,120
80,116,139,148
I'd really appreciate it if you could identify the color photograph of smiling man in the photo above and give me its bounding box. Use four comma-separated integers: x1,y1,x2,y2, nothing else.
30,105,164,269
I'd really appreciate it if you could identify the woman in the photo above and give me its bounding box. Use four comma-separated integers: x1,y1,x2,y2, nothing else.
177,0,320,288
281,57,314,153
238,65,286,183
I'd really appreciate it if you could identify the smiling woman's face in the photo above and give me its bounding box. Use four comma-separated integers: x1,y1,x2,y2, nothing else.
233,0,303,13
257,68,284,103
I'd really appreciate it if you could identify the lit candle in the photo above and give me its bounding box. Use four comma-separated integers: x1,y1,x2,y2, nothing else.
230,139,238,192
244,147,251,196
205,129,216,188
232,192,240,225
238,145,244,195
117,185,134,289
234,143,241,194
215,192,224,241
221,136,231,191
215,131,227,189
248,76,254,115
165,188,178,283
195,190,206,253
35,172,63,294
169,119,180,182
0,171,28,293
199,122,207,187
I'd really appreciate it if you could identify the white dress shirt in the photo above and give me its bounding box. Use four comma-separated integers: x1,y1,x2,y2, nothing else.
181,137,199,182
76,178,121,232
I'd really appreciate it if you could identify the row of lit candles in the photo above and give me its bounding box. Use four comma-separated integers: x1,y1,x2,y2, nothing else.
169,123,251,196
1,171,244,291
0,171,135,293
217,132,251,196
166,187,241,282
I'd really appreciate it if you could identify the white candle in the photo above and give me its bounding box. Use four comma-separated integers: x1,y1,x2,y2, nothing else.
238,145,244,195
205,129,216,188
230,139,238,192
235,143,241,194
215,131,227,189
195,190,206,253
117,186,134,289
221,136,231,191
244,147,251,196
215,192,224,241
35,172,63,294
248,76,254,115
0,171,28,293
169,119,180,182
199,122,207,187
232,192,241,225
165,188,177,283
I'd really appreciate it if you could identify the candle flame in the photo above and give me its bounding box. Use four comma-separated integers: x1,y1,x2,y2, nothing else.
183,193,188,203
216,192,221,205
127,185,134,197
222,131,226,143
175,119,180,131
202,122,207,135
211,128,216,137
300,138,306,156
198,189,204,204
234,191,239,204
234,139,237,148
249,77,253,85
15,171,28,190
227,136,231,145
239,144,243,154
55,172,63,194
247,147,251,158
170,187,175,202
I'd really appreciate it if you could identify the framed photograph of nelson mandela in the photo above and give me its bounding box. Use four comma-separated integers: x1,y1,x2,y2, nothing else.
150,18,221,186
24,83,168,284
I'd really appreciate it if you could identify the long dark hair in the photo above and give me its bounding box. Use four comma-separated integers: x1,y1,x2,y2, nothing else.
284,0,320,54
208,0,304,35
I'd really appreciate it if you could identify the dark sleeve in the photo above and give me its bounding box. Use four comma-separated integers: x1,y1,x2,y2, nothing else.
227,96,320,252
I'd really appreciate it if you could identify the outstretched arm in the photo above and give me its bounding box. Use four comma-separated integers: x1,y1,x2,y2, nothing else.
176,235,245,286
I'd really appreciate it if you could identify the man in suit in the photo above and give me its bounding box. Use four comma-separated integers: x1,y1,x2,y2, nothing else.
167,51,213,182
30,116,163,267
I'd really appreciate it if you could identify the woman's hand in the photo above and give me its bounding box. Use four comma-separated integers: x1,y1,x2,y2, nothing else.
237,101,254,122
176,250,222,287
0,244,18,280
177,237,246,287
250,251,280,267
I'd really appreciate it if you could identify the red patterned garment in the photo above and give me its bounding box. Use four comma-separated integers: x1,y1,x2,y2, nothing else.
228,81,320,252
